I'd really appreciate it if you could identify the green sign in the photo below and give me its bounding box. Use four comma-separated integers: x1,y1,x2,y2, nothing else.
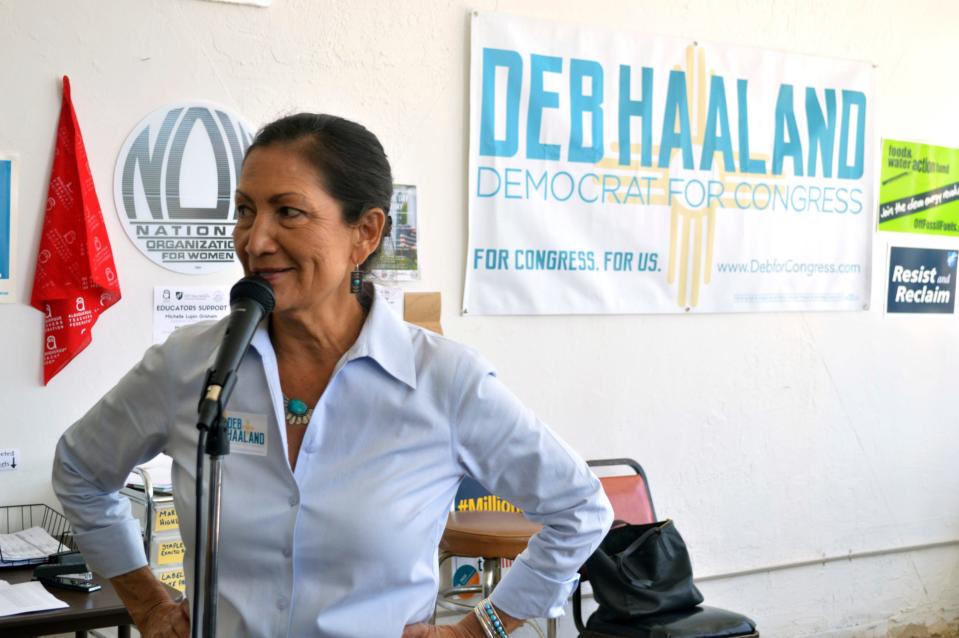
878,139,959,236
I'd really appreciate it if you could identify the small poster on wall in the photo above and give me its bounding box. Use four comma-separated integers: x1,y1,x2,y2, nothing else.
886,246,957,314
372,184,419,281
0,154,16,303
153,286,231,344
878,139,959,237
449,477,519,602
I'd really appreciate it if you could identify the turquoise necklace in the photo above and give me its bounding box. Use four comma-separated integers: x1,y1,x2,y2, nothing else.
283,395,313,426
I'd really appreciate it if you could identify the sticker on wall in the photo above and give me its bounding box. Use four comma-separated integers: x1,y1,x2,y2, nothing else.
114,102,255,274
886,246,956,314
0,154,17,303
372,184,419,281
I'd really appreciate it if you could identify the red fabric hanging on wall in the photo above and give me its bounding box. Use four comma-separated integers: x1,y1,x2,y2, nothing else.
30,76,121,384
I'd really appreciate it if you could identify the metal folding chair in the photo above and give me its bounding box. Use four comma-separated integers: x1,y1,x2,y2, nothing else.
572,459,759,638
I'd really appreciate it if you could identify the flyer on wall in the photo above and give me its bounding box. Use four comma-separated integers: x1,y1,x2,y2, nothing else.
153,286,231,344
464,12,875,315
0,154,17,303
878,139,959,237
372,184,419,281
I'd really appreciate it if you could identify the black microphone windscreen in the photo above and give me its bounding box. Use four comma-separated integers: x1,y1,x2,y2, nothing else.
230,276,276,314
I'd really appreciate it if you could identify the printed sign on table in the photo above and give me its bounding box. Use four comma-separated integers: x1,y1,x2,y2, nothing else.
878,139,959,237
886,246,956,314
464,13,875,314
0,154,15,303
115,102,254,275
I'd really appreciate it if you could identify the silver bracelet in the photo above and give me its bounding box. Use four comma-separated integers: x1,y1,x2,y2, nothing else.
476,597,509,638
473,604,496,638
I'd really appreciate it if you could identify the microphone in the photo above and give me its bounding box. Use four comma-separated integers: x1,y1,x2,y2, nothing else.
197,275,275,430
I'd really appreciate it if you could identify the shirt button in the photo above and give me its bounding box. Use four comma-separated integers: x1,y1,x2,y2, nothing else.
288,495,299,507
277,597,288,610
282,547,292,558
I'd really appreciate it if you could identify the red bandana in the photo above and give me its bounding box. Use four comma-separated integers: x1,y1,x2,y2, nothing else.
30,76,121,384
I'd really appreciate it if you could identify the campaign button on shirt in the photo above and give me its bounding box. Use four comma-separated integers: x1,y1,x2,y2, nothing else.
223,412,268,456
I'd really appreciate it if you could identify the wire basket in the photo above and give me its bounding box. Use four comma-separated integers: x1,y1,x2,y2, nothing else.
0,504,76,569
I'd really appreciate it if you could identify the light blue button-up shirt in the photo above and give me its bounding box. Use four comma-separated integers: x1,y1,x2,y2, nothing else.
53,289,613,637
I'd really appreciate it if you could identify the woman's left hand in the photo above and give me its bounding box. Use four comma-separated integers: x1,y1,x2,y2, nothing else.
404,601,518,637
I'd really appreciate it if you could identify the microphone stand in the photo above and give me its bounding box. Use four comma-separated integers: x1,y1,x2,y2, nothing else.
187,274,274,638
194,368,238,638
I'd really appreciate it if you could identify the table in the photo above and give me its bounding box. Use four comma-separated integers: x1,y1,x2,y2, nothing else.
0,566,132,638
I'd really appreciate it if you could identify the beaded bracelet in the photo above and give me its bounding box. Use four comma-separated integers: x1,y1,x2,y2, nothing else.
474,597,509,638
472,605,496,638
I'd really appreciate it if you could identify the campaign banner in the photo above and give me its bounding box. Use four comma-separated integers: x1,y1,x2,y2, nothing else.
464,13,875,314
886,246,956,314
0,154,15,303
878,139,959,236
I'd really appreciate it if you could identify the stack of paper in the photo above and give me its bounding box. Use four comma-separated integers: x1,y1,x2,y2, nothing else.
0,580,68,617
0,527,64,562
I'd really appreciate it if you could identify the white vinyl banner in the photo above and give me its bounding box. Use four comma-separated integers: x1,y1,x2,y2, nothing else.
464,13,875,315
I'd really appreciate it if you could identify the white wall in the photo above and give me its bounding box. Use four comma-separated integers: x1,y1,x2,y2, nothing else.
1,1,957,636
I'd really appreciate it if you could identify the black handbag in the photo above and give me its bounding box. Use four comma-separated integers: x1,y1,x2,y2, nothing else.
584,519,704,619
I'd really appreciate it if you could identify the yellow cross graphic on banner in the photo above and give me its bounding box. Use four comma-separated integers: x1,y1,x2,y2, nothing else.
595,44,778,309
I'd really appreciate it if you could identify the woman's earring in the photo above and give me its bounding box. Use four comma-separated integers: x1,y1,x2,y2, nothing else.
350,263,362,294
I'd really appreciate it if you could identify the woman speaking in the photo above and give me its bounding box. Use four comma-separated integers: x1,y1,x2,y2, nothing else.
53,113,613,637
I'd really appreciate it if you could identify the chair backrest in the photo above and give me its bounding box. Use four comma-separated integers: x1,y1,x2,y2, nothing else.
573,458,657,632
588,458,657,525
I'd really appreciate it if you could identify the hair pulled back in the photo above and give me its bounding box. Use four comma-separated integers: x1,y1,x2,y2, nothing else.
244,113,394,272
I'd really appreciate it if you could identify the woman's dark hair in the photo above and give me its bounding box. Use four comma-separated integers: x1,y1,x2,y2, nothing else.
244,113,394,275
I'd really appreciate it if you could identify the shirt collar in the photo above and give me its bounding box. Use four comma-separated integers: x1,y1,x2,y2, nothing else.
250,288,417,389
